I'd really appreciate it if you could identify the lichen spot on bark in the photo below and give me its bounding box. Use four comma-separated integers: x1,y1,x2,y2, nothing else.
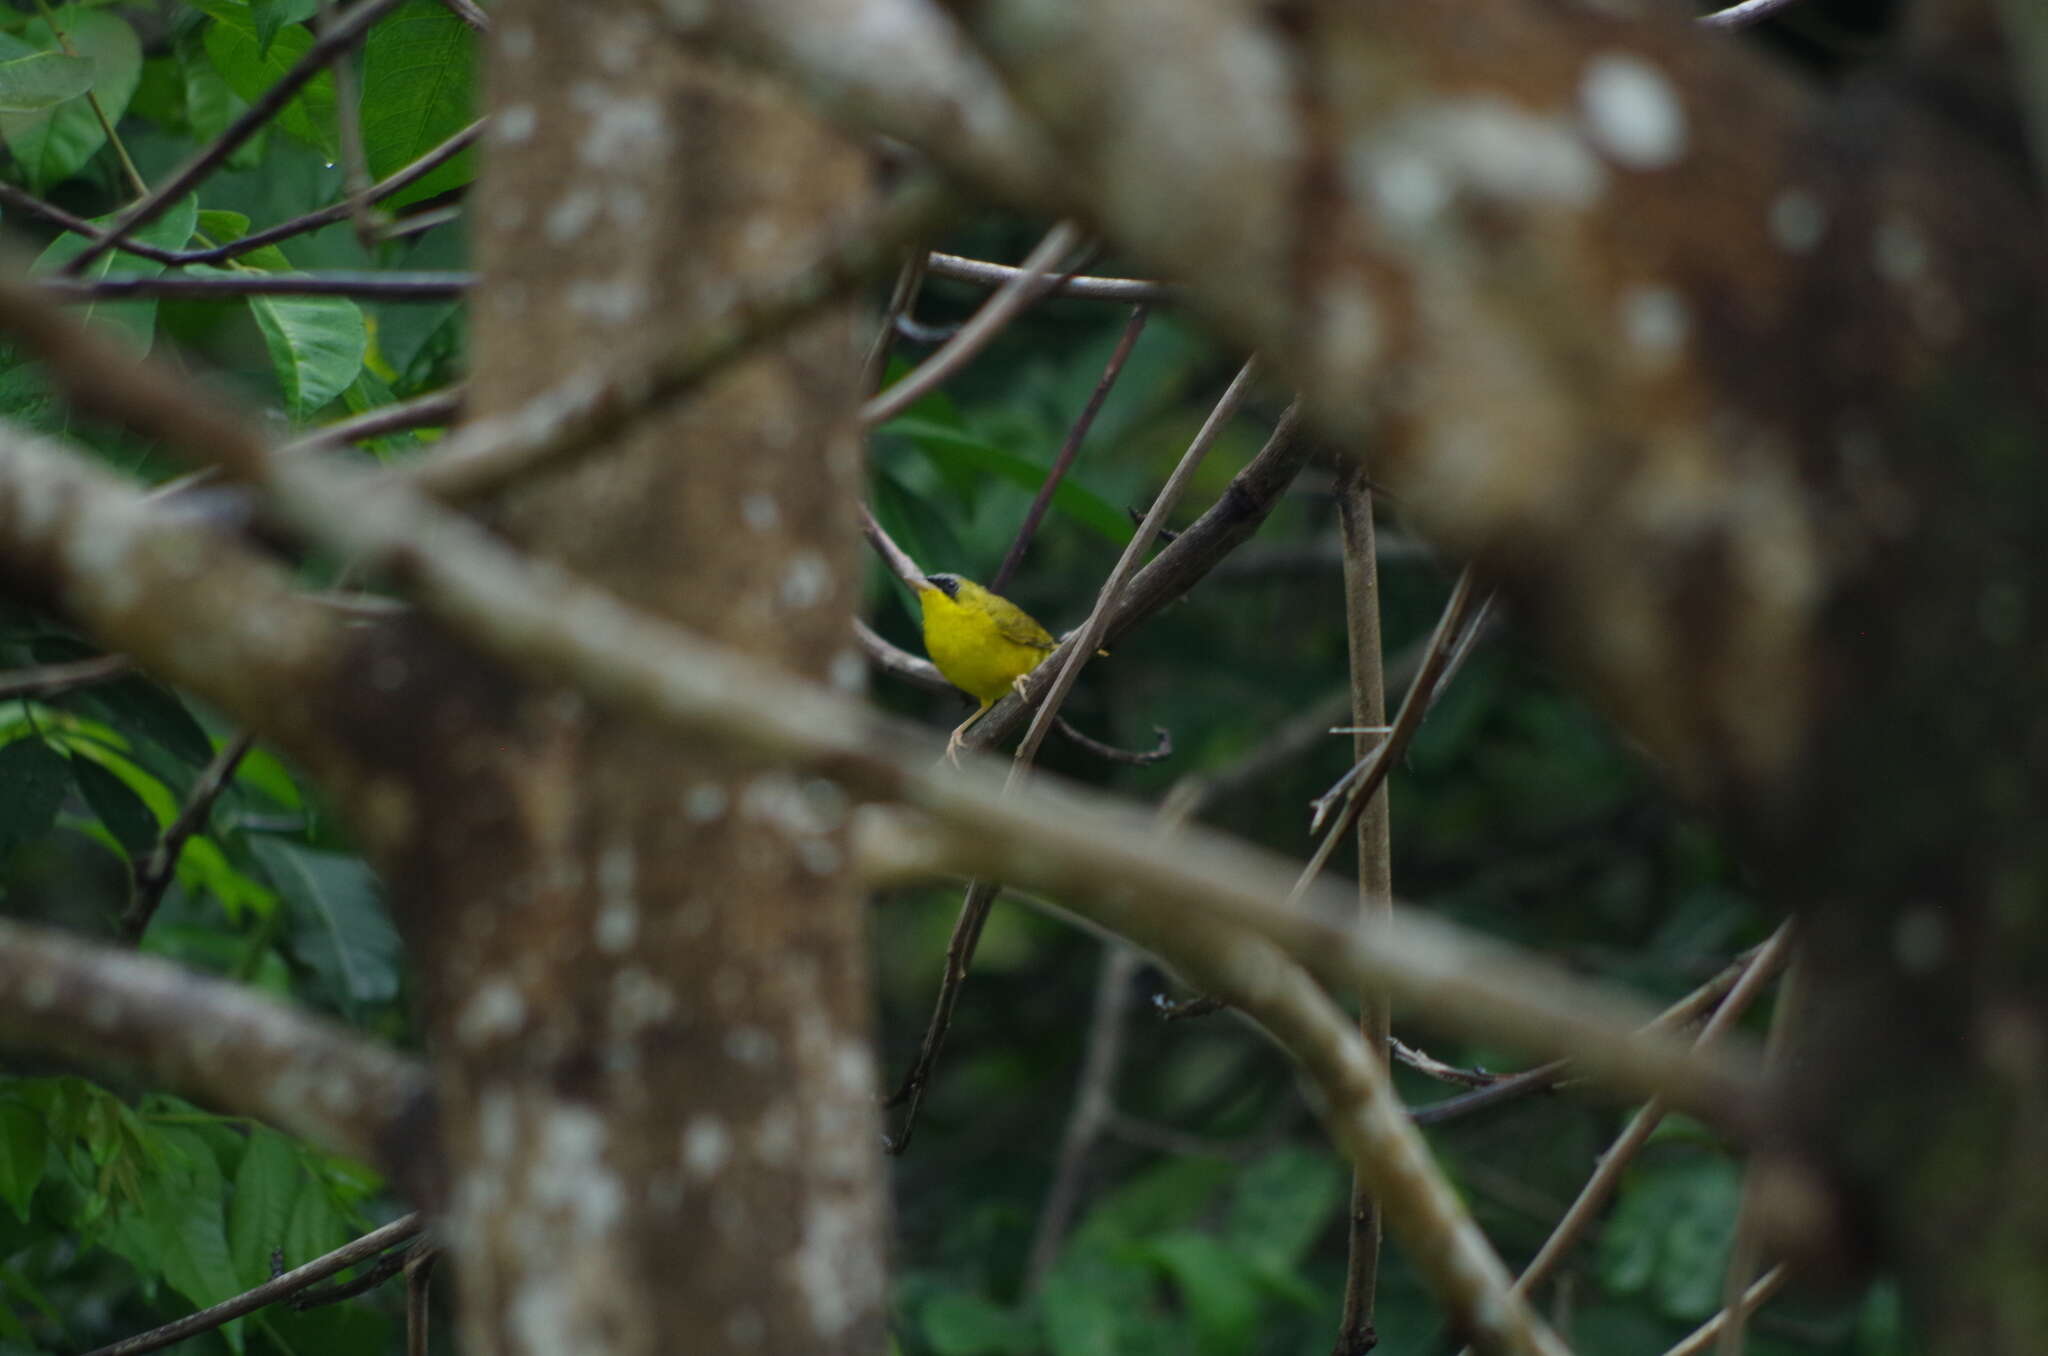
1577,52,1688,171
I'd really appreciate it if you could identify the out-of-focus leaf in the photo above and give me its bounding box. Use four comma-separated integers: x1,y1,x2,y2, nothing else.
68,749,161,857
229,1129,299,1289
888,417,1133,544
0,52,95,114
361,1,476,208
29,196,202,354
1222,1145,1344,1274
1598,1151,1741,1322
1140,1231,1260,1356
252,838,400,1012
0,1102,48,1222
0,738,70,858
0,9,143,190
202,18,336,156
922,1291,1036,1356
143,1126,243,1351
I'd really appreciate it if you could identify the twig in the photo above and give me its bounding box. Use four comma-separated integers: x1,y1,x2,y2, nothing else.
411,174,956,500
990,303,1150,592
1697,0,1809,30
1715,950,1802,1356
0,652,130,699
1011,362,1260,769
292,1240,411,1308
64,0,412,276
925,251,1174,303
1025,944,1141,1286
1289,570,1485,906
1663,1266,1790,1356
404,1247,438,1356
82,1214,422,1356
278,386,465,455
120,733,254,943
1392,1038,1510,1089
1044,720,1171,765
1491,925,1794,1314
862,221,1084,426
436,0,488,28
40,272,471,301
862,253,927,395
1333,459,1391,1356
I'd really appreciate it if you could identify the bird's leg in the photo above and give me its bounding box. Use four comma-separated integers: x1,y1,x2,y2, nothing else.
946,698,994,768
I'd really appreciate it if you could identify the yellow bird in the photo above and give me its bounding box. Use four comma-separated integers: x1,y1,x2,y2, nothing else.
914,573,1057,764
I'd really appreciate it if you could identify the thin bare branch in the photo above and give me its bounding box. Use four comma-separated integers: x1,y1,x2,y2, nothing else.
992,303,1150,592
1333,460,1391,1356
39,271,471,302
279,386,465,456
1663,1266,1791,1356
0,652,130,699
1696,0,1810,31
925,251,1173,303
82,1214,423,1356
862,221,1084,426
121,734,254,943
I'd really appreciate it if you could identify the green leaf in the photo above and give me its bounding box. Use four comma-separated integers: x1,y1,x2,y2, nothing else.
361,1,476,208
144,1126,244,1351
1141,1232,1260,1356
32,636,216,766
197,208,253,243
0,737,70,858
0,1102,48,1222
1597,1151,1741,1321
252,838,401,1012
245,276,367,418
228,1130,298,1289
68,749,160,857
203,18,336,156
1222,1146,1344,1274
29,195,201,354
282,1173,345,1268
887,417,1133,544
0,51,95,114
251,0,319,56
0,9,143,191
922,1292,1036,1356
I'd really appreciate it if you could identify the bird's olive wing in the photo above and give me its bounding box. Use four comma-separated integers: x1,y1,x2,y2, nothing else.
985,597,1056,651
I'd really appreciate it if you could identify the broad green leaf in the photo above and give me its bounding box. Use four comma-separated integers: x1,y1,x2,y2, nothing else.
1071,1156,1234,1247
1597,1151,1741,1321
228,1129,298,1289
922,1292,1036,1356
252,0,319,56
1222,1145,1344,1274
0,1102,48,1222
32,634,215,766
252,838,401,1011
1141,1232,1260,1356
0,737,70,858
0,9,143,191
247,279,367,418
361,1,476,208
203,18,337,156
68,749,160,857
0,51,94,114
197,208,253,243
128,53,185,130
282,1174,345,1268
29,195,201,354
178,25,259,167
887,417,1133,544
144,1127,243,1351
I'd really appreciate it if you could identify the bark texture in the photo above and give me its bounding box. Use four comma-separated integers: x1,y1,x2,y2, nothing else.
351,4,886,1351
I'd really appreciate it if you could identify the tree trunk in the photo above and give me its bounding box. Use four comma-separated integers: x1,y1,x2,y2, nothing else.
343,5,886,1350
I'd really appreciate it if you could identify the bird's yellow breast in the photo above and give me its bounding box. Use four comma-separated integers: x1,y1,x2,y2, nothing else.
918,583,1053,703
